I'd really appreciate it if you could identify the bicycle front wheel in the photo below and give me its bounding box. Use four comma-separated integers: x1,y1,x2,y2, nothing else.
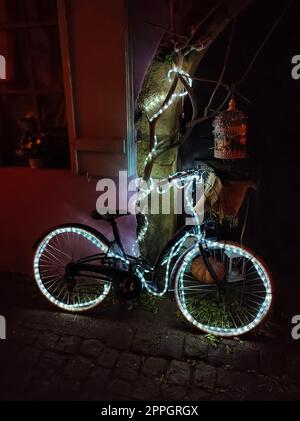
33,225,112,312
174,241,273,337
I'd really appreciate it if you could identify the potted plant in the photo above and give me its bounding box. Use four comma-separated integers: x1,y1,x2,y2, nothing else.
16,113,46,169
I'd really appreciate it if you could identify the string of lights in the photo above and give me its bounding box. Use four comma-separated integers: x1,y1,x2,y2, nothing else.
133,172,208,295
148,68,192,122
133,66,193,256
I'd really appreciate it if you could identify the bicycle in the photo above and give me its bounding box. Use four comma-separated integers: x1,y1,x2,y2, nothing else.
33,167,273,337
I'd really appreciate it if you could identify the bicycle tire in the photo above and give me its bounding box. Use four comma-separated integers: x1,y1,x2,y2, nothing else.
174,240,273,337
33,224,112,312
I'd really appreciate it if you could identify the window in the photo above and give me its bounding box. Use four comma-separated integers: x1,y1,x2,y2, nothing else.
0,0,69,168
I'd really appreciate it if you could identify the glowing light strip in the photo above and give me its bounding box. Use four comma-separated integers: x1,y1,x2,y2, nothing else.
138,231,200,297
132,172,203,257
134,67,193,255
135,172,206,295
148,67,192,123
34,227,112,311
174,241,273,336
143,67,192,183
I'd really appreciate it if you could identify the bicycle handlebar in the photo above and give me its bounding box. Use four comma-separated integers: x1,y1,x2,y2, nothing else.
167,165,213,184
167,169,196,183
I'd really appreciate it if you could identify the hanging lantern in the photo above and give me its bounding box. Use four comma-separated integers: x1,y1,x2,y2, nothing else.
213,98,247,160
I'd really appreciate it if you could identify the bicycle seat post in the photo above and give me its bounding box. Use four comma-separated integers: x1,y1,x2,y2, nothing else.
110,218,125,254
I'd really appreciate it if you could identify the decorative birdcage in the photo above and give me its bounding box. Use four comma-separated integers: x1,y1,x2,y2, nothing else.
213,99,247,160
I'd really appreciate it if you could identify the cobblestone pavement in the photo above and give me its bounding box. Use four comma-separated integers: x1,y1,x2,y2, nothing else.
1,297,300,402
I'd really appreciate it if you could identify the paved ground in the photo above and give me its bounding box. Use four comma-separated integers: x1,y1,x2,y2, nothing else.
0,273,300,401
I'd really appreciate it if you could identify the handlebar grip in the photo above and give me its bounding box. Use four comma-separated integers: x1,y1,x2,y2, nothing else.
168,169,198,183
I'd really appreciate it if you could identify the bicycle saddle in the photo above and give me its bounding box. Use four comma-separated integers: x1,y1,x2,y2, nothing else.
91,209,131,221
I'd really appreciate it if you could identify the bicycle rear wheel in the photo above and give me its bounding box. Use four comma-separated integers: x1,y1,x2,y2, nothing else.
33,225,112,311
174,241,273,337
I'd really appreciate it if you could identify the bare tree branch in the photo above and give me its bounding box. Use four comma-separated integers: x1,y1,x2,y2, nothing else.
184,1,222,48
187,91,231,127
144,21,189,41
178,74,198,121
205,19,236,116
238,0,294,86
168,0,176,34
190,76,251,104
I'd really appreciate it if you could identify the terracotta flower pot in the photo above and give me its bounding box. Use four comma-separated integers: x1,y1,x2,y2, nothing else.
29,158,44,169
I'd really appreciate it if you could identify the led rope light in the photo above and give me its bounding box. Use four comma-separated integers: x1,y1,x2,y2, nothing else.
34,227,112,311
132,171,203,256
148,67,192,123
134,172,206,295
137,231,200,297
174,241,272,336
134,168,212,289
142,67,193,182
134,67,193,255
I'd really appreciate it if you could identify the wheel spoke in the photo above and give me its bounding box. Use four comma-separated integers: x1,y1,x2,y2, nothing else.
34,227,111,311
42,248,66,266
175,242,272,336
47,242,72,260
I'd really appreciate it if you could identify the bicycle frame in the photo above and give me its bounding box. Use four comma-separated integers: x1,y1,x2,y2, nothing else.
36,167,224,296
62,220,200,296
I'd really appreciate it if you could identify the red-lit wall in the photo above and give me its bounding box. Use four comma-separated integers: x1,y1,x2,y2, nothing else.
0,168,135,274
0,0,133,275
